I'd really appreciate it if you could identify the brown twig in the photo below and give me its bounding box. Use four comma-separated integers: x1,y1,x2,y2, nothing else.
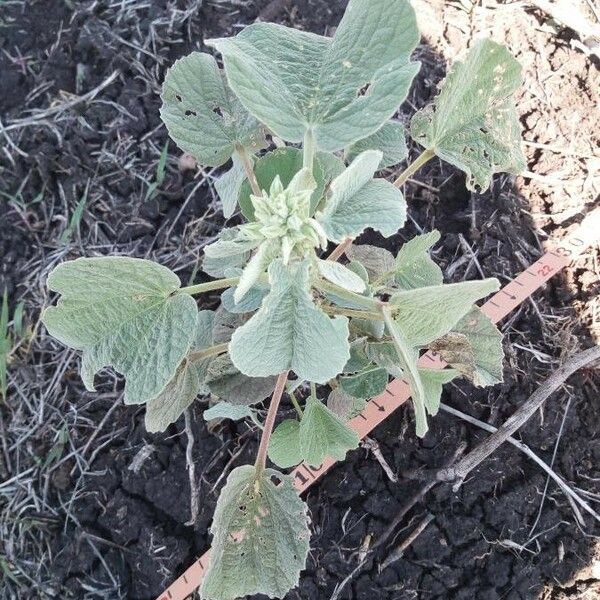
327,238,353,261
184,408,200,526
437,345,600,490
380,513,435,571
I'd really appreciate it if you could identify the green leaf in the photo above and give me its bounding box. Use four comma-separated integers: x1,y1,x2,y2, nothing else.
344,339,371,373
390,279,500,347
42,257,198,405
205,354,278,405
395,230,443,290
209,0,420,151
383,312,429,436
204,401,254,422
447,306,504,386
346,121,408,168
419,368,458,416
161,52,265,167
238,148,344,220
339,364,388,399
268,419,302,468
410,39,525,191
366,341,405,379
221,275,268,314
201,465,310,600
327,388,367,421
203,228,253,277
230,260,350,383
346,244,396,284
316,150,407,243
317,259,366,293
299,397,359,466
215,155,247,218
145,310,215,433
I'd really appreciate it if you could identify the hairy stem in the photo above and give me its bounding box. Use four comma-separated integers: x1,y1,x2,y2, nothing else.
315,279,382,311
235,144,261,197
179,277,240,296
187,342,229,362
289,390,304,418
255,371,289,474
393,148,435,188
303,129,316,172
320,304,384,321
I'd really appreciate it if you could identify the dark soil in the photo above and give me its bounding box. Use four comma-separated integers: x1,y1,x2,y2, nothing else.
1,1,598,600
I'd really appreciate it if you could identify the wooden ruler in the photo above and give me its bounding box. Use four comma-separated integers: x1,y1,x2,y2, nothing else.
157,208,600,600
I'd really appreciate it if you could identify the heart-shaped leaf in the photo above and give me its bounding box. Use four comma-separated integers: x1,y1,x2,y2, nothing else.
229,260,350,383
161,52,265,167
42,257,198,405
316,150,407,243
201,465,310,600
298,397,360,466
210,0,420,151
410,39,525,191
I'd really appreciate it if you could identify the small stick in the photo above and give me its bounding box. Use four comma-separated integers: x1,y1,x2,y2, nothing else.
362,436,398,483
185,408,200,526
380,513,435,571
327,238,353,261
437,346,600,490
235,145,261,197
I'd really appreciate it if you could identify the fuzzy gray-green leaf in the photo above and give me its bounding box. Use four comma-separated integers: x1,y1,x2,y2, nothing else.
390,279,499,347
161,52,265,167
346,121,408,168
299,397,359,466
339,364,388,400
201,465,310,600
317,150,407,243
229,260,350,383
419,368,459,416
215,155,247,218
395,230,443,290
210,0,420,151
204,401,254,422
268,419,303,468
410,39,525,191
145,310,215,432
42,257,198,406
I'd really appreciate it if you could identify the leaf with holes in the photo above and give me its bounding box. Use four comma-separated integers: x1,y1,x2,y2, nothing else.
201,465,310,600
410,39,525,191
161,52,265,167
145,310,216,432
41,257,198,406
346,121,408,168
209,0,420,151
229,260,350,383
298,397,360,466
316,150,407,243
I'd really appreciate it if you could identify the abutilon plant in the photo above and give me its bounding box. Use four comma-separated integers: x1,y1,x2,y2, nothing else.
41,0,525,598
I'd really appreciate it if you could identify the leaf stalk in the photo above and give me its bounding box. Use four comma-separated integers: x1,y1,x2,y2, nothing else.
393,148,435,188
179,277,240,296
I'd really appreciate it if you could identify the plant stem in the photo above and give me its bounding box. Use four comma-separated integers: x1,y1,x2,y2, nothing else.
393,148,435,188
255,371,289,475
187,343,229,362
327,238,353,261
303,129,316,172
179,277,240,296
289,390,304,418
314,279,382,312
320,304,383,321
235,144,261,197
